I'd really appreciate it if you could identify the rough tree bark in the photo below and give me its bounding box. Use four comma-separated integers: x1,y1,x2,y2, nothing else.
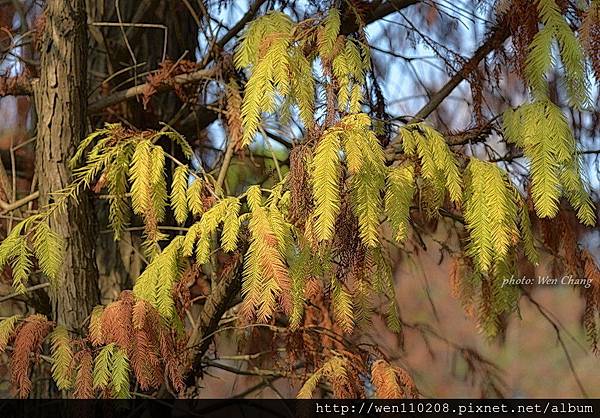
34,0,99,331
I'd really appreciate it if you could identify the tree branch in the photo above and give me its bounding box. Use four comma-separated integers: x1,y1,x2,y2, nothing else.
184,253,244,386
88,0,420,115
413,25,510,122
0,190,39,214
87,67,218,113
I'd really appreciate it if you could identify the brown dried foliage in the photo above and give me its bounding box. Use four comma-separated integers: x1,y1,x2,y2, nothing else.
225,79,244,150
90,291,184,393
371,359,418,399
505,0,539,77
142,59,201,108
582,251,600,355
581,2,600,82
288,145,314,228
100,291,134,351
10,314,53,398
73,349,94,399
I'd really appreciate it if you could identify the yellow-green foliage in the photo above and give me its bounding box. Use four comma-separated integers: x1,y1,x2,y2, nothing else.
235,11,294,145
332,38,370,112
317,8,340,61
187,178,204,217
0,315,20,352
70,124,192,246
32,221,63,281
503,100,595,225
133,236,185,319
385,164,415,243
526,0,588,105
311,114,386,246
331,279,354,333
311,128,342,242
288,244,316,330
464,159,519,272
234,9,369,144
400,123,462,204
343,114,386,247
89,306,104,346
183,198,238,262
370,247,402,333
171,165,189,225
92,343,130,398
92,343,114,390
111,347,131,398
0,217,63,293
50,325,73,390
130,139,167,248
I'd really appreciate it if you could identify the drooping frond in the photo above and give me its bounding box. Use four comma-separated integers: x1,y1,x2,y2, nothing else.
370,247,402,333
10,238,33,294
133,237,185,320
50,325,73,390
385,164,415,243
89,306,104,346
311,128,342,242
317,8,340,62
400,124,462,205
221,198,241,252
171,165,189,225
289,48,315,128
0,315,20,352
341,114,386,247
463,159,519,272
332,38,370,112
297,356,349,399
235,12,294,145
526,0,588,105
187,179,204,217
105,143,133,240
371,359,418,398
32,221,64,283
288,244,312,330
73,350,94,398
10,314,52,398
241,193,292,321
92,343,114,390
331,279,354,333
111,347,131,398
503,100,596,225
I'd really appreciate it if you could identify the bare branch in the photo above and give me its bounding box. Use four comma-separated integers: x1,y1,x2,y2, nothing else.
87,67,218,113
0,191,39,214
412,25,510,122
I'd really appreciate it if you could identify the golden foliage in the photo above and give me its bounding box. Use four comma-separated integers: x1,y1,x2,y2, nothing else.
50,325,73,390
400,123,462,205
503,100,595,225
371,359,418,398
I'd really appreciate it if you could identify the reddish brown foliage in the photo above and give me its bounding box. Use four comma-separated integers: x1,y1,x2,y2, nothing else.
73,349,94,399
583,251,600,355
142,59,201,108
10,314,53,398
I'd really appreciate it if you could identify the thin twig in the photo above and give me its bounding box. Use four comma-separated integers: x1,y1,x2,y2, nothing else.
0,282,50,303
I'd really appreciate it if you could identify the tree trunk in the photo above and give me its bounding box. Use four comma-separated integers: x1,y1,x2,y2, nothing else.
34,0,99,331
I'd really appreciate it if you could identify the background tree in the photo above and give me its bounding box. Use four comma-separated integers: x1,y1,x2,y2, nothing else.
0,0,599,399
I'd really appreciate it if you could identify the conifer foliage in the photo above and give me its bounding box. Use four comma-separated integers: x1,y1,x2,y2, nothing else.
1,1,599,399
